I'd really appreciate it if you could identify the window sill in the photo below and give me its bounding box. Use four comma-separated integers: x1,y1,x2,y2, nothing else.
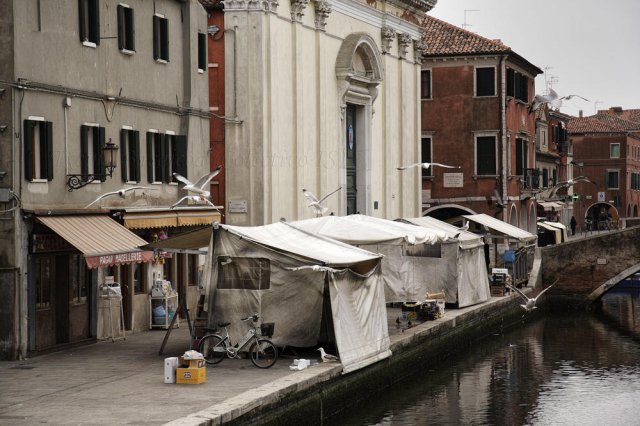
421,97,433,101
421,175,435,181
29,178,49,183
472,174,499,180
197,68,205,74
473,95,498,99
155,58,168,64
82,40,97,48
120,48,136,56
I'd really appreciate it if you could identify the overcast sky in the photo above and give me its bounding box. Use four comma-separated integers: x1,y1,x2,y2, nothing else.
429,0,640,117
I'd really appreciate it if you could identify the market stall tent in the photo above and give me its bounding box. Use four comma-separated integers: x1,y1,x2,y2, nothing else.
202,221,389,374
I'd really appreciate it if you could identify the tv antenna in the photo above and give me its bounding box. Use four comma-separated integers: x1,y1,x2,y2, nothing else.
594,100,603,114
462,9,479,31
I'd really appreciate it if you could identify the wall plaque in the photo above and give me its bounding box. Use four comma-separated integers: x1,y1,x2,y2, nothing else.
443,173,463,188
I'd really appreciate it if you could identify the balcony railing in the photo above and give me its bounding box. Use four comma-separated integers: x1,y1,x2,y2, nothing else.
521,168,540,190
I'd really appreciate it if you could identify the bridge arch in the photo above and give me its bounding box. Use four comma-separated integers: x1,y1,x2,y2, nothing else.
588,263,640,302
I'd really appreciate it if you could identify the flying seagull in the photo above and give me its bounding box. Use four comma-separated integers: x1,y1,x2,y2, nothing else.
549,176,595,198
507,280,558,312
302,187,341,216
318,347,340,362
173,165,222,198
170,195,216,209
396,162,460,171
530,89,590,112
85,186,155,208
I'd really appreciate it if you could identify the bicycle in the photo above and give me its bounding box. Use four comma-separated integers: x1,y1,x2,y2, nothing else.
198,314,278,369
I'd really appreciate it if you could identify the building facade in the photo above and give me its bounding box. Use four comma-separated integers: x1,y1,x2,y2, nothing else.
0,0,213,359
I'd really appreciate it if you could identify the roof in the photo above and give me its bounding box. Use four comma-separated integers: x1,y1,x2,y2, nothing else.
421,15,542,74
568,113,640,134
399,216,484,249
462,214,537,244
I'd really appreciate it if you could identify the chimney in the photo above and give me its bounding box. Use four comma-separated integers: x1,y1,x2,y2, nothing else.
608,106,623,115
579,110,583,118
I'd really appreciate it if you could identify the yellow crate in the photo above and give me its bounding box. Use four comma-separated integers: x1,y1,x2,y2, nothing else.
176,367,206,384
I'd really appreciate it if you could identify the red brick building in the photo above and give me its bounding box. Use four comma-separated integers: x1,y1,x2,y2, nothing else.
568,109,640,230
420,16,542,233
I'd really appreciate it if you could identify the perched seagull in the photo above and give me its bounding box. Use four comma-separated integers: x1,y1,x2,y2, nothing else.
170,195,215,209
507,280,558,312
173,165,222,198
549,176,596,198
85,186,154,208
396,162,460,171
302,187,341,216
318,347,340,362
494,189,506,209
453,222,469,239
285,264,337,273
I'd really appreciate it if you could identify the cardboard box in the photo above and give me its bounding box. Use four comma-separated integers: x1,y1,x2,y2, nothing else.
164,357,179,384
176,367,206,384
186,359,205,368
490,285,506,297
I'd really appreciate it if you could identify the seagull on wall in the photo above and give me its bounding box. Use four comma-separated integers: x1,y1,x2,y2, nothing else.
172,165,222,199
302,187,341,216
548,176,596,198
396,162,460,171
507,280,558,312
85,186,156,208
318,347,340,362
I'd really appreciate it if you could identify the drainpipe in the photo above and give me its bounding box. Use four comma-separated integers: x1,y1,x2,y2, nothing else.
500,55,508,222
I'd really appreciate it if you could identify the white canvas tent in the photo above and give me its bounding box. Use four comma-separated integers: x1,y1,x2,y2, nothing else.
203,221,390,374
290,215,486,305
400,216,491,307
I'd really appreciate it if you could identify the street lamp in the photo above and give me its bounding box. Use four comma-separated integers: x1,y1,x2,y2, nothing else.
66,138,119,191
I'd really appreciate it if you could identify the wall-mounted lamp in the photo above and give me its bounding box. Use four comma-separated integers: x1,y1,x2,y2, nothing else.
66,138,119,191
0,125,7,133
207,25,220,39
0,88,5,97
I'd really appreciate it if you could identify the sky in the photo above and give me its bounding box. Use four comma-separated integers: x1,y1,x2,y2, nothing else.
429,0,640,117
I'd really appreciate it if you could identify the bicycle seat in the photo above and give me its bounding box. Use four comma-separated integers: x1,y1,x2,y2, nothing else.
217,322,231,328
203,327,218,333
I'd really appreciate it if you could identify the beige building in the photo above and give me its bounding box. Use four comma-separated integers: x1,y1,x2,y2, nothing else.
220,0,436,225
0,0,213,359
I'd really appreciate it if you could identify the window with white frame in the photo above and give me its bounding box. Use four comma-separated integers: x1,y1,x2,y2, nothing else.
515,137,528,176
146,131,187,183
421,136,432,177
79,0,100,46
80,124,105,180
146,131,164,183
153,14,169,62
475,67,495,97
24,118,53,181
421,69,432,99
117,4,135,52
610,143,620,158
120,127,140,182
606,170,619,189
198,32,206,72
475,134,497,175
168,133,188,182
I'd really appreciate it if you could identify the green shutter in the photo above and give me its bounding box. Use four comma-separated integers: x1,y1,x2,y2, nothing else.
162,18,169,61
78,0,87,42
24,120,34,181
152,16,159,60
81,125,89,176
128,8,135,51
132,131,140,182
120,129,128,182
45,121,53,181
95,127,105,181
92,0,100,46
174,135,188,178
117,5,125,50
146,132,154,182
162,134,170,183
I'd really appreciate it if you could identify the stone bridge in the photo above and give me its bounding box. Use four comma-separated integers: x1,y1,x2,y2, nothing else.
538,226,640,305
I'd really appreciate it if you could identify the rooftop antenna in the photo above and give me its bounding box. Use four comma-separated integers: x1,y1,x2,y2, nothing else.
462,9,479,31
594,100,603,114
543,66,553,95
546,75,559,94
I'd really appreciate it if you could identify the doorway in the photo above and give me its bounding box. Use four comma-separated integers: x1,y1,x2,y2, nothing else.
346,105,357,214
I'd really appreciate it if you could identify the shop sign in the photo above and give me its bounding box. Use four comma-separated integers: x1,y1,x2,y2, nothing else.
31,234,74,253
85,250,154,269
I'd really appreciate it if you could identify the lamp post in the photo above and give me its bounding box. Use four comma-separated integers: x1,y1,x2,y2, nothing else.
66,138,119,191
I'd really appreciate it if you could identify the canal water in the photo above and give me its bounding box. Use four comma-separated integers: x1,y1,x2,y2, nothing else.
335,287,640,425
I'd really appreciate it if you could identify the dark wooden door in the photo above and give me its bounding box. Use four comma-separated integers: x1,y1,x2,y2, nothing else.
54,255,70,344
346,105,357,215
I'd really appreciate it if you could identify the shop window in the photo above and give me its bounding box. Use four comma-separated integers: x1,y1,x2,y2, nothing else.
133,263,146,294
475,67,495,97
198,32,206,72
79,0,100,46
80,124,106,180
35,257,51,310
117,4,135,52
188,254,199,287
475,135,497,175
69,254,88,304
24,118,54,181
217,257,270,290
421,70,432,99
153,14,169,62
120,128,140,182
421,136,432,178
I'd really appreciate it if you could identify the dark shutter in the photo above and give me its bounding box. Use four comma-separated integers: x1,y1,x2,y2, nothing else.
117,5,125,50
506,68,514,97
146,132,154,182
81,125,89,176
45,121,54,181
420,137,432,177
520,75,528,102
120,128,128,182
162,134,171,183
95,127,105,182
127,7,135,51
198,33,206,71
174,135,188,179
152,16,159,60
476,67,495,97
132,131,140,182
516,138,523,176
24,120,34,181
78,0,87,42
91,0,100,45
476,136,496,175
161,18,169,61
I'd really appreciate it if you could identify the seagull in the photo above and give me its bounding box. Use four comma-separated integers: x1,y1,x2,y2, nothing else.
302,187,341,216
170,195,216,209
173,165,222,198
318,347,339,362
85,186,155,208
452,222,469,239
507,280,558,312
530,89,589,112
285,264,337,273
396,162,460,171
549,176,595,198
494,189,506,209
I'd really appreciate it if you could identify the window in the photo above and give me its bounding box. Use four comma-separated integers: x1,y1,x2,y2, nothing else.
146,131,164,183
153,14,169,62
475,67,495,97
515,138,527,176
79,0,100,46
421,136,432,177
542,168,549,188
168,134,188,182
506,68,529,102
217,257,270,290
421,70,432,99
188,254,199,287
133,263,146,294
506,68,514,97
606,170,619,189
475,135,497,175
69,254,87,304
120,128,140,182
80,124,105,180
117,4,135,52
610,143,620,158
147,131,187,183
35,257,51,309
198,32,206,72
24,118,53,181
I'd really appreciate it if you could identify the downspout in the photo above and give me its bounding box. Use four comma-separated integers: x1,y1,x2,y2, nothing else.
500,55,508,221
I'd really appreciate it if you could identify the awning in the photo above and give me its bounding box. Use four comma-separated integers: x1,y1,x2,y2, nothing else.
37,215,153,269
463,213,537,244
538,201,565,211
145,227,212,250
123,208,222,229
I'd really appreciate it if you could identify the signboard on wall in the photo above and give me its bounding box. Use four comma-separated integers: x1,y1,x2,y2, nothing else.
598,192,605,202
443,173,464,188
228,200,248,213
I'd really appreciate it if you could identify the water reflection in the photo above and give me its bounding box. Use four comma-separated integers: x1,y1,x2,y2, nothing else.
336,289,640,426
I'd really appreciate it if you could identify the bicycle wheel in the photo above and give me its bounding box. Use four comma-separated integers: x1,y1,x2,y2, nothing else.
199,334,226,364
249,339,278,368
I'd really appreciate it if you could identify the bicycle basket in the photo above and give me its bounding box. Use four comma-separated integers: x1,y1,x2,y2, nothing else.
260,322,275,338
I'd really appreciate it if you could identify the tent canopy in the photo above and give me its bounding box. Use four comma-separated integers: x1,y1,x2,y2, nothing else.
463,213,537,244
399,216,484,250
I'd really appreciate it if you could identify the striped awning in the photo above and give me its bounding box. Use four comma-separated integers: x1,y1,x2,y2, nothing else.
37,215,153,269
123,209,222,229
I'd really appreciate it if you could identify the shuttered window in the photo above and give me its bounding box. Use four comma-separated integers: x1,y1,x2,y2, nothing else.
421,70,432,99
475,67,495,97
506,68,514,97
78,0,100,46
80,125,105,181
146,131,164,183
515,138,527,176
606,170,619,189
421,137,432,177
171,135,188,182
120,129,140,182
198,32,206,72
476,135,496,175
24,119,54,181
153,14,169,62
117,4,135,52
